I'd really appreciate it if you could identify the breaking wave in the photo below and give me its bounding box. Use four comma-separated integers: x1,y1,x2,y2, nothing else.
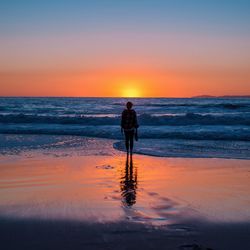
0,112,250,126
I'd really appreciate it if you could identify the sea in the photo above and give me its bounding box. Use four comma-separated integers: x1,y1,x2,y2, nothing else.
0,97,250,159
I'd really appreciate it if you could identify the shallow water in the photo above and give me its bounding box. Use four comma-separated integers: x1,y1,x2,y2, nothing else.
0,137,249,226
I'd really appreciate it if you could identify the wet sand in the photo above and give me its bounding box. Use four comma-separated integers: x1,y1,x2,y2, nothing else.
0,135,250,249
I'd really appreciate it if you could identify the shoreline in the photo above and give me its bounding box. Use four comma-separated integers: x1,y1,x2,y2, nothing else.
0,134,250,249
1,133,250,160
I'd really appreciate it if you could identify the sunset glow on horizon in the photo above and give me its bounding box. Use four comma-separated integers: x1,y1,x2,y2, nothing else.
121,87,141,98
0,0,250,97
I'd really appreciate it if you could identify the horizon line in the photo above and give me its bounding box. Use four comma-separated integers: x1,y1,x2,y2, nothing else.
0,95,250,99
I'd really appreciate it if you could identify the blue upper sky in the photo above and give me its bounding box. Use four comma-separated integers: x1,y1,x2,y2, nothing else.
1,0,249,36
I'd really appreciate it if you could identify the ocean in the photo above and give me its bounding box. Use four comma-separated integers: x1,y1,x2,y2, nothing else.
0,97,250,159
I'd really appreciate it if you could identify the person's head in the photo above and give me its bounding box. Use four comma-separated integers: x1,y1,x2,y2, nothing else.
126,101,133,110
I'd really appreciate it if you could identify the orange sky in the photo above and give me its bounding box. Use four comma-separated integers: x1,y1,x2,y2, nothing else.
0,1,250,97
1,67,249,97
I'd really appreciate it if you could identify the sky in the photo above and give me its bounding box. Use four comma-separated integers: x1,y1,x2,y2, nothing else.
0,0,250,97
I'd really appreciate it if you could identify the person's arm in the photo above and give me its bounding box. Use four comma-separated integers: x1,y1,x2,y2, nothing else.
134,111,139,141
134,111,139,129
121,110,125,134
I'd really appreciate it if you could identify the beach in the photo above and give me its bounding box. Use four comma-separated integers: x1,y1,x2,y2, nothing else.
1,0,250,248
0,134,250,250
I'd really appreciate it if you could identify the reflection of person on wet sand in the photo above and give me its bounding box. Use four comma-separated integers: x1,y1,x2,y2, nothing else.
120,155,137,207
121,102,139,155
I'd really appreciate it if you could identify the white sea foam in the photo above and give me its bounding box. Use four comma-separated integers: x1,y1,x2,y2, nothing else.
114,139,250,159
0,97,250,159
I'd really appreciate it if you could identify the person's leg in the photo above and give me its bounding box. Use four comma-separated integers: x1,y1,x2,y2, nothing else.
124,131,129,153
129,130,134,153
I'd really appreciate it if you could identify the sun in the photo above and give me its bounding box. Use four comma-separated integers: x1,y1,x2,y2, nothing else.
122,87,141,97
123,88,141,97
116,78,143,97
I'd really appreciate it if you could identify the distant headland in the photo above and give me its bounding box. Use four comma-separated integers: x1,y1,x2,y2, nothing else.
192,95,250,98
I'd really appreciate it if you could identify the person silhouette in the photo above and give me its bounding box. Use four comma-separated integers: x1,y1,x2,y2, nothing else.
120,154,137,207
121,102,139,155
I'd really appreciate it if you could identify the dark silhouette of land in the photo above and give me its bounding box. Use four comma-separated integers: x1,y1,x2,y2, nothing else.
192,95,250,98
